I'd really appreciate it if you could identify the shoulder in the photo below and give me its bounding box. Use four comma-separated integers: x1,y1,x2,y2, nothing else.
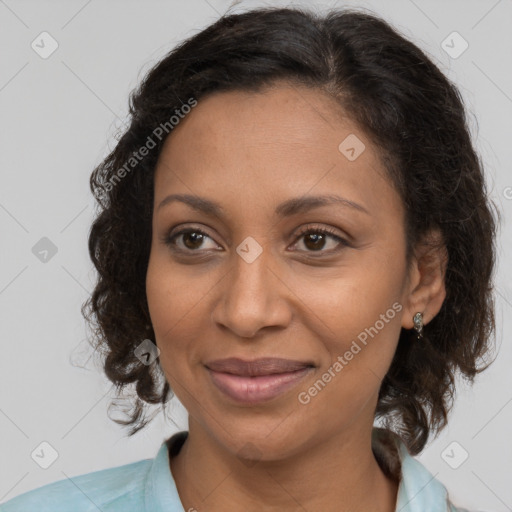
372,428,475,512
0,457,152,512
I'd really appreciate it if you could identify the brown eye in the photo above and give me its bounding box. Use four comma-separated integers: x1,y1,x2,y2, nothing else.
181,231,206,250
292,226,350,254
303,232,329,251
164,228,219,252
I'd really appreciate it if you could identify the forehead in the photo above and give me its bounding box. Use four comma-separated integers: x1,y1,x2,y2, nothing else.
160,83,355,161
153,83,400,220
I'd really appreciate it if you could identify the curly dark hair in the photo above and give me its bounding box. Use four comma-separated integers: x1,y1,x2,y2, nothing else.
82,6,500,455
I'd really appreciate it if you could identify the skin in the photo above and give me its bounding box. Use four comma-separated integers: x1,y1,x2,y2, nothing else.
145,81,448,512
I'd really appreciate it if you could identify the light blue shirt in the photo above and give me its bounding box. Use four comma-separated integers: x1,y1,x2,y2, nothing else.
0,429,471,511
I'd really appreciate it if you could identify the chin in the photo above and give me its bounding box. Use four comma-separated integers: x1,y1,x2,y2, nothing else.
204,419,310,464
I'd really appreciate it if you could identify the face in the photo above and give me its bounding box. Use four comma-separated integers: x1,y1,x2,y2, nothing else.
146,82,414,461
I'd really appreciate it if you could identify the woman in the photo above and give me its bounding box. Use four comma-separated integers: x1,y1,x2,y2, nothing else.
1,6,498,512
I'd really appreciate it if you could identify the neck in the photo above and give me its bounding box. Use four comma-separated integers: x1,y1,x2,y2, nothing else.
170,420,399,512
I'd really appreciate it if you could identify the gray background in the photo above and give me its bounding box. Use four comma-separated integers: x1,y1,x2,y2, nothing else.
0,0,511,510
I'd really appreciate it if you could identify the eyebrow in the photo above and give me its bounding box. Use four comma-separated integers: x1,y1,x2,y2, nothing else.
157,193,370,218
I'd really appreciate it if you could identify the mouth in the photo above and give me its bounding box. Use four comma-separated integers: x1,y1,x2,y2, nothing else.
205,357,315,404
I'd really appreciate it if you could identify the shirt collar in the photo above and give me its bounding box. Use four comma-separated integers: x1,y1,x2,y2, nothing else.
145,429,452,512
395,440,452,511
144,431,186,511
372,427,452,511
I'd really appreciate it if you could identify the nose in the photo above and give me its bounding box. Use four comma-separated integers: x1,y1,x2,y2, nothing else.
210,247,292,338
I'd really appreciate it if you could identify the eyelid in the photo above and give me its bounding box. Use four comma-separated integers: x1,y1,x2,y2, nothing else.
160,224,220,250
293,223,347,240
290,224,351,253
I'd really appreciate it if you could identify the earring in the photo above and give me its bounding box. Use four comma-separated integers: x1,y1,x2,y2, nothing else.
413,312,424,340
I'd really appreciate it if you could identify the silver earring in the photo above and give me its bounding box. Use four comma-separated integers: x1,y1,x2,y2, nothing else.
413,312,424,340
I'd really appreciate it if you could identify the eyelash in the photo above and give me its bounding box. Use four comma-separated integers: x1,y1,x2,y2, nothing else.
163,224,350,256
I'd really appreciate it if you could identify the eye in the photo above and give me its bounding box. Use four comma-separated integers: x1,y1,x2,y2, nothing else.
163,227,219,253
162,224,350,255
291,224,350,254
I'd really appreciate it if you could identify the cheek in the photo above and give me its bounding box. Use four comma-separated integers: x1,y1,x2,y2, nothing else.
145,269,195,400
146,246,208,332
292,261,404,390
295,296,403,431
293,260,404,340
145,251,219,388
145,255,194,357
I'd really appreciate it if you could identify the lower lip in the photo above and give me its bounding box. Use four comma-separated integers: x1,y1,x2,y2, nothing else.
207,367,313,404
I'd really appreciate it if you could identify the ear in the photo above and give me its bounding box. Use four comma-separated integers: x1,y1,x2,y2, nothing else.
401,228,448,330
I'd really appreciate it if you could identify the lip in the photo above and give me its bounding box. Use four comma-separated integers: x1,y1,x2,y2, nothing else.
205,358,315,404
205,357,314,376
